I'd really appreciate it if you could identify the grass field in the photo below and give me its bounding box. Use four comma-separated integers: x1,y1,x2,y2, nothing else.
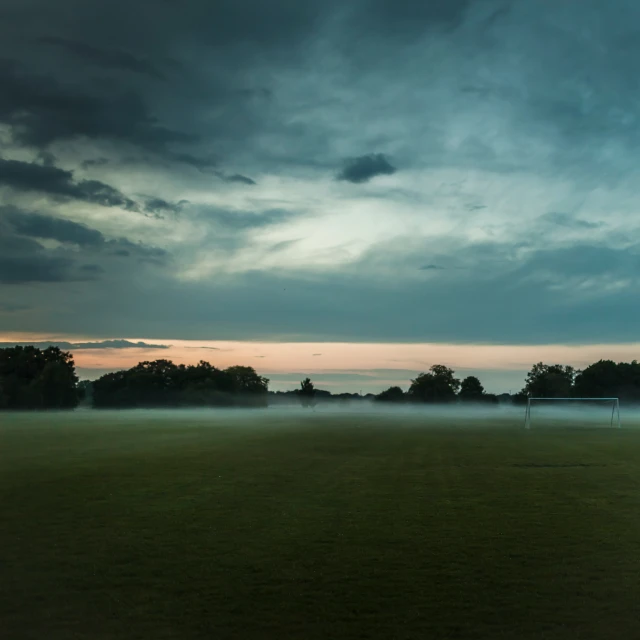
2,408,640,639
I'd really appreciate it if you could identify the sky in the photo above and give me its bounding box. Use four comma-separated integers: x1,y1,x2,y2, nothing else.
2,0,640,393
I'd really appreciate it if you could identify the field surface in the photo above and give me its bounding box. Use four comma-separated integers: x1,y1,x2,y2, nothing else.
2,409,640,639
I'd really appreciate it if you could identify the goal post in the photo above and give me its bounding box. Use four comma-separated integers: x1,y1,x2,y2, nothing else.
523,397,621,429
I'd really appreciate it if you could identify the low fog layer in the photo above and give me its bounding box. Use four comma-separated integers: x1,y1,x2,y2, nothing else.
10,400,632,431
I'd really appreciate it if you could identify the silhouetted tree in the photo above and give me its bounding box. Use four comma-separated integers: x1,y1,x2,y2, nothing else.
511,391,529,405
458,376,485,401
573,360,640,403
0,346,79,410
376,386,405,402
299,377,316,408
92,360,269,408
77,380,94,405
226,366,270,396
408,365,460,403
522,363,575,398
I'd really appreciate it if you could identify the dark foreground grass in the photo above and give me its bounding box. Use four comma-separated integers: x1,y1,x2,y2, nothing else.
2,410,640,640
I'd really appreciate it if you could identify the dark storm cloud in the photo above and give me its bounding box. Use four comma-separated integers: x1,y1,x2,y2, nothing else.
0,205,169,284
0,254,75,284
0,0,358,176
337,154,397,184
2,208,105,246
0,0,479,175
0,158,139,210
225,174,257,186
36,150,55,167
0,59,192,151
0,230,79,284
4,206,170,261
0,0,626,179
0,0,492,181
38,36,167,79
105,238,169,264
0,237,167,284
3,0,640,349
144,197,188,216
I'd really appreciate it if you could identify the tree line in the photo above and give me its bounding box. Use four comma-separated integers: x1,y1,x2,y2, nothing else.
514,361,640,402
373,361,640,405
2,345,640,410
0,348,269,410
269,368,498,407
377,365,498,404
91,360,270,408
0,346,79,409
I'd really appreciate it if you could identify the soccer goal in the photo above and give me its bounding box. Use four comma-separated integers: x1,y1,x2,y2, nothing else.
523,397,621,429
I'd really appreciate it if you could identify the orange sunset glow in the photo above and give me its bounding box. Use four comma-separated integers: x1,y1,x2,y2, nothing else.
4,333,640,392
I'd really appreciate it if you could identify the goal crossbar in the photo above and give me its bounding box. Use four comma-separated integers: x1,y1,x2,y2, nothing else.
524,397,621,429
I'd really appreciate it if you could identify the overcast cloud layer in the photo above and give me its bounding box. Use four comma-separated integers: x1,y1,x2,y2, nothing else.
1,0,639,345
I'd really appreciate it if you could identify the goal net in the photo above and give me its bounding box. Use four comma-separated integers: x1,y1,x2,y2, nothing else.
524,397,621,429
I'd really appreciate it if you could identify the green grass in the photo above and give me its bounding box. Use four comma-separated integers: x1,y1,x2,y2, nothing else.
2,410,640,639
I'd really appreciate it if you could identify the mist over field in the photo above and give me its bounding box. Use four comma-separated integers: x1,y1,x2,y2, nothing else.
7,400,633,431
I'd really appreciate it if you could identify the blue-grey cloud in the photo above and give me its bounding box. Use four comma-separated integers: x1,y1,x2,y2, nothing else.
168,153,219,171
0,225,81,284
0,58,193,151
0,253,75,284
81,158,109,169
38,36,167,80
2,206,168,259
337,153,397,183
0,206,170,283
0,158,139,210
143,197,188,217
542,212,602,230
225,174,257,185
268,239,300,253
2,207,105,245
